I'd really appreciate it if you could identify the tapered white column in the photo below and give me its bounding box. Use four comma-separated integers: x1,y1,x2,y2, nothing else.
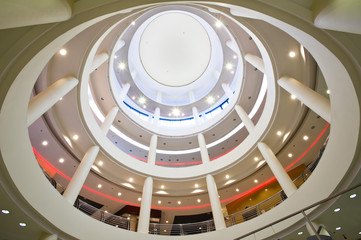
244,53,265,73
27,76,78,126
257,142,297,197
192,107,201,125
198,133,209,163
118,83,130,103
63,146,99,204
100,106,118,134
306,221,330,236
235,105,255,133
222,83,233,98
156,91,162,103
148,134,157,165
137,177,153,234
91,52,109,72
278,76,331,123
189,91,195,103
206,175,226,230
153,107,160,125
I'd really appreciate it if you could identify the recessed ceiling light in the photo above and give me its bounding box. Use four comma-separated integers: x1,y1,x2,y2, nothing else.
225,174,230,179
288,153,293,157
122,183,134,189
215,20,223,28
114,55,117,59
158,200,161,204
350,193,357,198
59,48,67,56
161,185,165,189
164,230,167,232
42,140,48,146
127,217,130,220
206,96,214,104
132,96,136,100
166,220,169,223
276,131,282,136
192,189,204,193
118,62,126,70
303,135,309,141
59,97,63,101
98,161,103,166
131,21,136,26
326,89,330,94
254,157,259,161
257,160,266,168
142,105,146,108
72,134,79,140
265,188,268,191
97,184,102,188
225,179,235,185
1,210,10,214
129,178,133,182
254,179,258,183
336,227,341,231
225,63,233,70
289,51,296,58
172,108,180,116
194,184,199,188
359,231,361,235
155,190,168,194
197,199,201,203
230,70,235,74
138,197,141,201
177,201,181,205
138,97,146,104
233,55,237,59
291,94,297,100
19,223,26,227
118,192,122,196
236,188,239,192
59,158,64,163
298,232,303,235
334,208,340,212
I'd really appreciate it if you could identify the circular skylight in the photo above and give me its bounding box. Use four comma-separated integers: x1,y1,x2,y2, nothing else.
139,12,211,87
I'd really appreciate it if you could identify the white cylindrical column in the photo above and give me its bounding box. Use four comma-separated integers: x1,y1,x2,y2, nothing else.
137,177,153,234
189,91,195,103
118,83,130,103
148,134,157,165
91,52,109,72
39,233,57,240
100,106,118,134
257,142,297,197
198,133,209,163
27,76,78,126
206,175,226,230
306,222,330,236
235,105,255,133
192,107,201,125
222,83,233,98
278,76,331,123
63,146,100,204
153,107,160,125
244,53,265,73
156,91,162,103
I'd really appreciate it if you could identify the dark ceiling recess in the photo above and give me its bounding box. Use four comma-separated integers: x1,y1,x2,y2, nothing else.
173,212,213,224
114,205,162,219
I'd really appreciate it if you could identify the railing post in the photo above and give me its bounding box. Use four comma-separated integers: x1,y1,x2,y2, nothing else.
232,215,236,226
180,224,184,235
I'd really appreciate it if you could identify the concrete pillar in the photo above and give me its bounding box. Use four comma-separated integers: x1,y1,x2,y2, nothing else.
244,53,265,73
198,133,209,163
100,106,118,134
137,177,153,234
222,83,233,98
192,107,201,125
306,221,331,236
206,175,226,230
278,76,331,123
148,135,157,165
91,52,109,72
189,91,195,103
234,105,255,133
27,76,78,126
153,107,160,125
118,83,130,103
63,146,100,204
257,142,297,197
39,233,57,240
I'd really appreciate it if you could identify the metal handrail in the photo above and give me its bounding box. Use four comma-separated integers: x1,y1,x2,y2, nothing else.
149,220,215,235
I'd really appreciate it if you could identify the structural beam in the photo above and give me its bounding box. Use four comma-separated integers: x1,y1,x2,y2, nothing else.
244,53,265,73
234,105,255,133
100,106,118,134
90,52,109,72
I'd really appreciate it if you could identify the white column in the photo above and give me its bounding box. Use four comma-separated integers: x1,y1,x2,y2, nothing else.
235,105,255,133
63,146,100,204
91,52,109,72
244,53,265,73
198,133,209,163
189,91,195,103
222,83,233,98
137,177,153,234
257,142,297,197
27,76,78,126
206,175,226,230
148,135,157,165
278,76,331,123
101,106,118,134
192,107,201,125
118,83,130,103
39,233,57,240
156,91,162,103
306,222,330,236
153,107,160,125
